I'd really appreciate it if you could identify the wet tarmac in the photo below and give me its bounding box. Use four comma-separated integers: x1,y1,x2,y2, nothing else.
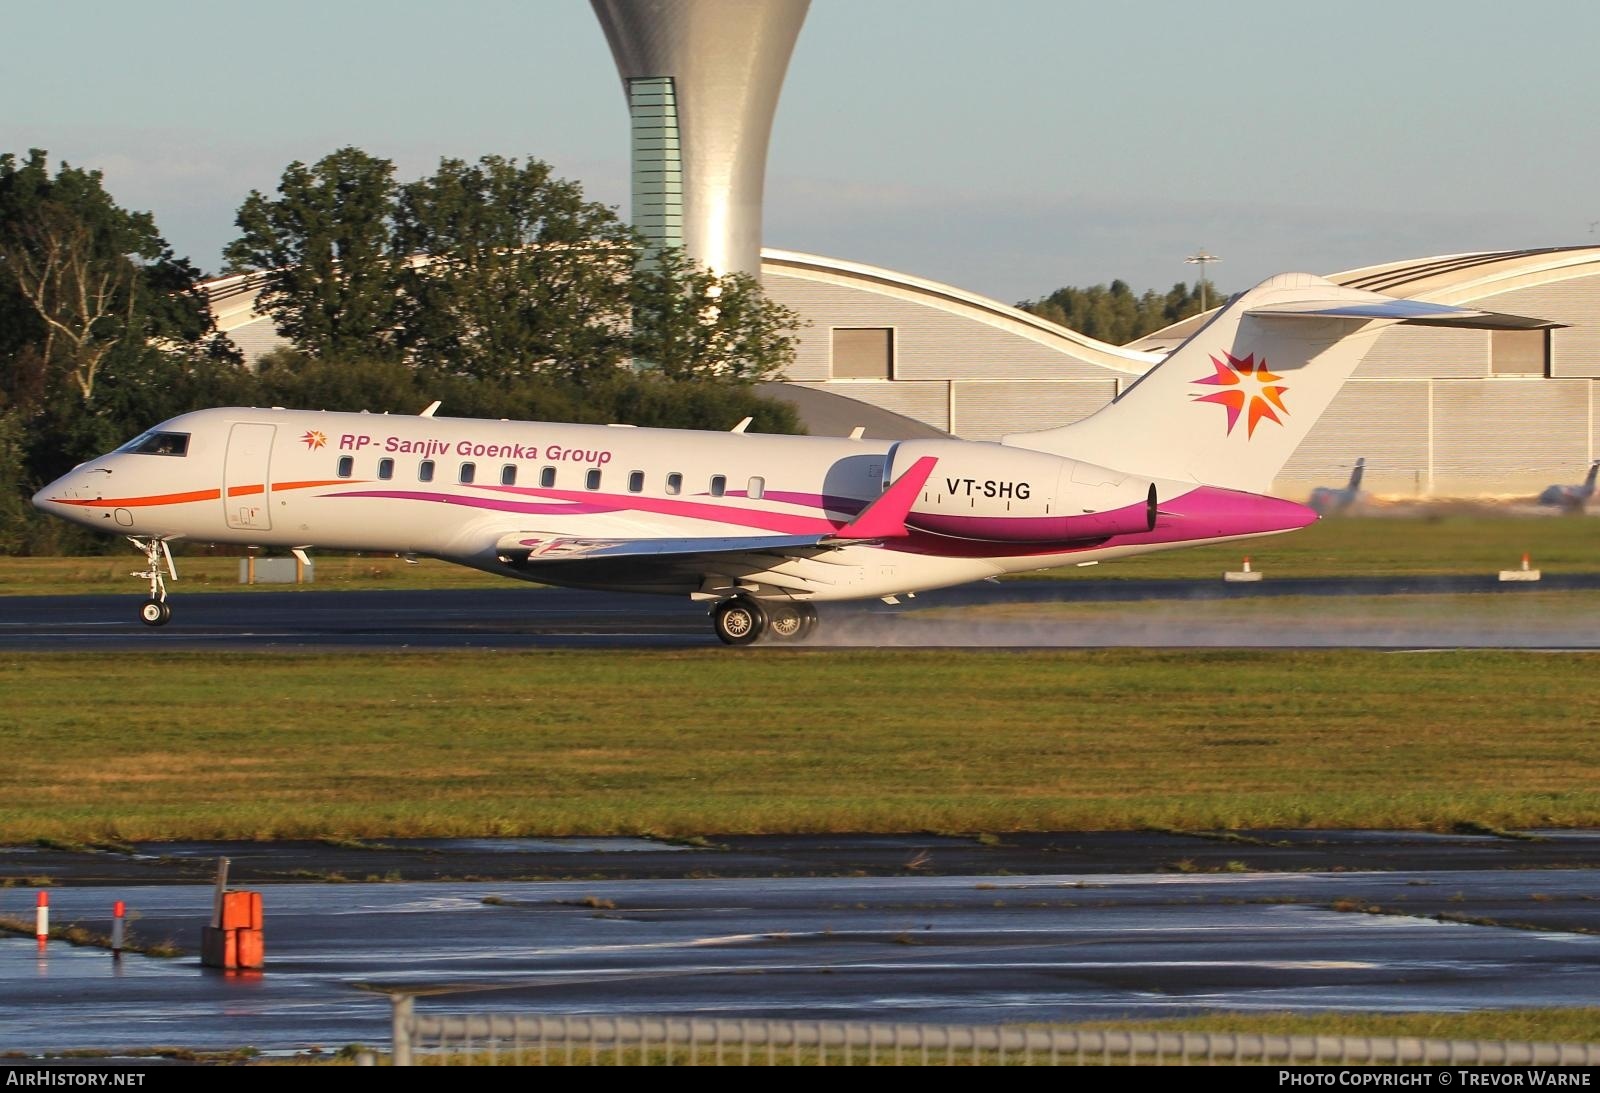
2,833,1598,1056
6,575,1600,651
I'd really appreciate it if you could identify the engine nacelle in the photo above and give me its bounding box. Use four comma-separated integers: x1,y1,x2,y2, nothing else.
884,439,1157,543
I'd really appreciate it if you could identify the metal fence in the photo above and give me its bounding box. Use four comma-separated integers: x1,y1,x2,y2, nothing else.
388,995,1600,1066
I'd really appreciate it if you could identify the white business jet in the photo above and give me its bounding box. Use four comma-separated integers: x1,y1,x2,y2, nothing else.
32,273,1548,644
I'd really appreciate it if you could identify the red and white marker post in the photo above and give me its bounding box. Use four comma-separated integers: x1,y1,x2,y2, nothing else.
35,891,49,947
112,900,126,957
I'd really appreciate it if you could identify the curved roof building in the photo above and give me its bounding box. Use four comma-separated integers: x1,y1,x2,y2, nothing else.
763,245,1600,497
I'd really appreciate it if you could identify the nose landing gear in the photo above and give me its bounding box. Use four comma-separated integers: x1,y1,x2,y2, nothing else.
710,596,817,645
129,536,177,627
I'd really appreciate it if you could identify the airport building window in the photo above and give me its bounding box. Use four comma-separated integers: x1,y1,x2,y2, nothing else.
540,466,556,489
337,456,354,478
832,327,894,380
1492,329,1549,376
710,474,726,497
501,464,517,486
586,468,602,490
748,476,765,500
629,470,645,493
459,462,476,485
377,457,394,481
419,460,435,483
666,472,683,495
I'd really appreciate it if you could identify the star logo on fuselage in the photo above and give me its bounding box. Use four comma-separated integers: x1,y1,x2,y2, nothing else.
1192,351,1289,438
301,430,328,450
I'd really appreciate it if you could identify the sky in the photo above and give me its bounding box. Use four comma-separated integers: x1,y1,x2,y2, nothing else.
6,0,1598,304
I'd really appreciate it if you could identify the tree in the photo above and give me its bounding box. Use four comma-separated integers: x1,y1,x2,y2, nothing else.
225,147,402,359
629,246,801,382
0,150,243,552
393,155,639,381
0,150,218,410
1017,279,1222,345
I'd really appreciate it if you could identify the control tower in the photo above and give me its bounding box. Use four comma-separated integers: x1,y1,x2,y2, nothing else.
592,0,809,277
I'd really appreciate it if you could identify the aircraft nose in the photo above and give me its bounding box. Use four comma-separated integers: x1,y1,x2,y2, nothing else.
31,482,61,513
32,470,94,518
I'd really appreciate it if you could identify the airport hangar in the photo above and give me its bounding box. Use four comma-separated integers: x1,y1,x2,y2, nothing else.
208,243,1600,500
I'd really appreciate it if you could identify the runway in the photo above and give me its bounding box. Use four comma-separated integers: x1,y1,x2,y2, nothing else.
3,833,1599,1057
6,573,1600,650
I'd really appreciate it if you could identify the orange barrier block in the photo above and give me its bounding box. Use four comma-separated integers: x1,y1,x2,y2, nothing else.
221,890,262,931
202,890,265,969
235,927,265,969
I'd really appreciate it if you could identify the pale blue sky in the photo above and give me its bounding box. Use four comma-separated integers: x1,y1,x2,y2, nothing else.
6,0,1597,301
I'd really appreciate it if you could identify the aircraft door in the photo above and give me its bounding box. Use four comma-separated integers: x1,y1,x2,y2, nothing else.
223,423,275,531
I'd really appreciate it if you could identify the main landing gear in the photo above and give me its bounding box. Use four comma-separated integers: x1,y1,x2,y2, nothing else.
130,536,176,627
711,596,818,646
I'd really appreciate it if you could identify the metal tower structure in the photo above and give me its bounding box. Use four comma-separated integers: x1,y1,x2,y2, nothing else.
592,0,809,277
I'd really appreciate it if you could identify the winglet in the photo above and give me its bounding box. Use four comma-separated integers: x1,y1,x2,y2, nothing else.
832,456,937,540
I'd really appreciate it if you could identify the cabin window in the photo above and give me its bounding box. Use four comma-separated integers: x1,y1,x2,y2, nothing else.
748,476,765,500
585,468,602,490
459,462,476,485
710,474,726,498
419,460,435,483
539,466,556,489
629,470,645,493
666,472,683,496
377,458,394,481
337,456,354,478
119,431,190,457
501,464,517,486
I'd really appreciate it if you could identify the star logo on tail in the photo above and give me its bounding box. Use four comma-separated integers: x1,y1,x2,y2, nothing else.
1192,351,1289,437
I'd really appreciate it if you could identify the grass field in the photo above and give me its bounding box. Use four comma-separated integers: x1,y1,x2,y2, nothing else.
3,513,1597,597
3,648,1597,842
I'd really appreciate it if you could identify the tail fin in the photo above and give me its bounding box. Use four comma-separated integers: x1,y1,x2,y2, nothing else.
1585,461,1599,492
1347,457,1366,493
1004,272,1553,494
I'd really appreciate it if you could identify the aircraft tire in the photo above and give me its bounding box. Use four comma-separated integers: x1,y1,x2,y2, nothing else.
713,597,766,646
799,603,819,638
766,603,807,641
140,599,171,627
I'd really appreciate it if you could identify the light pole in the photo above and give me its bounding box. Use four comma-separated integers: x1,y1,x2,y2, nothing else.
1185,250,1221,311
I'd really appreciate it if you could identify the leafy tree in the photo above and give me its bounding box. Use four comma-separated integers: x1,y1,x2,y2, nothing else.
1018,280,1223,345
0,149,221,410
225,147,403,359
0,149,238,550
393,155,639,381
629,246,801,382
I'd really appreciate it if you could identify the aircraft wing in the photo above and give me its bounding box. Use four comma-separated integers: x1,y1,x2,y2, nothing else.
492,456,939,567
1246,298,1560,330
495,531,831,565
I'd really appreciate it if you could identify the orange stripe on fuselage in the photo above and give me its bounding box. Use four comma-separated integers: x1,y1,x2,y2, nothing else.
57,479,361,509
58,488,221,508
273,479,360,491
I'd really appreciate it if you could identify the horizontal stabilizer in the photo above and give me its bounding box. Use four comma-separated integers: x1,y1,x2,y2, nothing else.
1246,298,1559,330
495,532,828,565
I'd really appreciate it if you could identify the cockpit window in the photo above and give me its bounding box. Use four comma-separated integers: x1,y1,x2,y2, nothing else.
117,431,190,457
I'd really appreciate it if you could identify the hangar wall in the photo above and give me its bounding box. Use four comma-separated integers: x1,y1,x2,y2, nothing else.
763,250,1600,498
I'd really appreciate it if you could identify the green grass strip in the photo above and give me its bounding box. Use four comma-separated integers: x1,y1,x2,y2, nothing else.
4,514,1598,595
2,649,1598,841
